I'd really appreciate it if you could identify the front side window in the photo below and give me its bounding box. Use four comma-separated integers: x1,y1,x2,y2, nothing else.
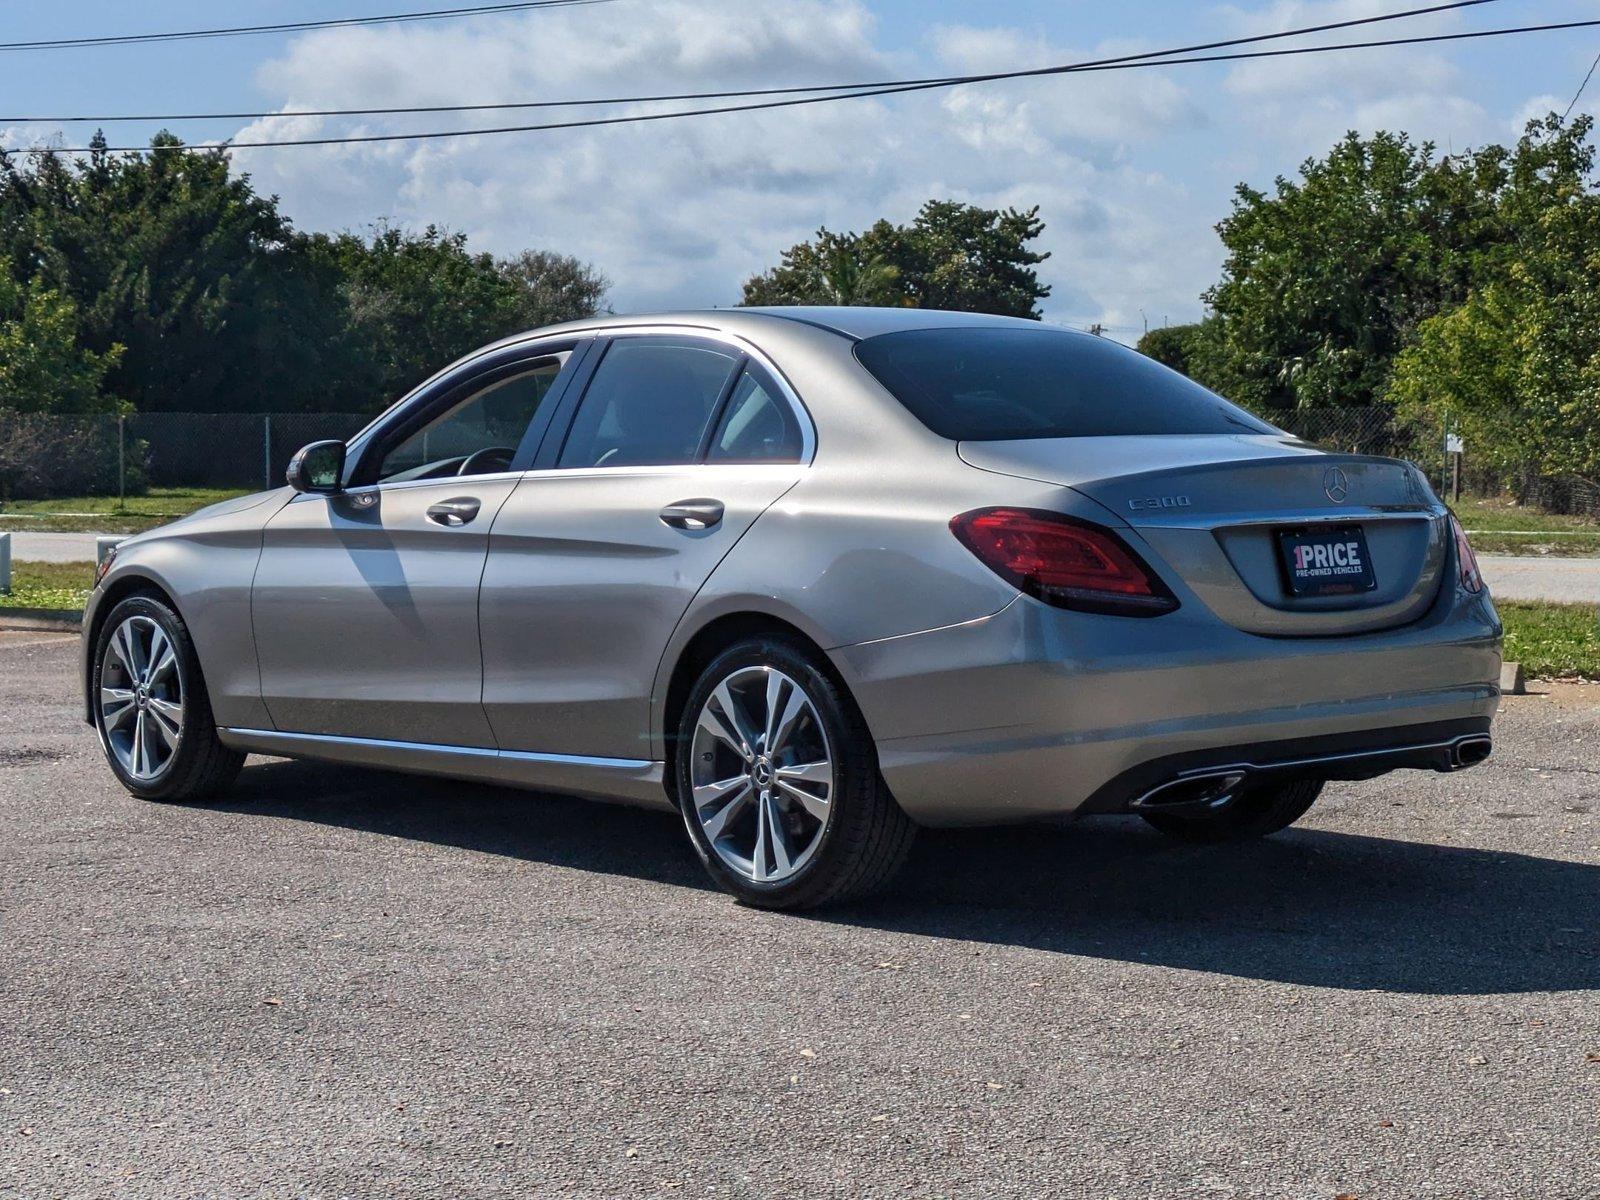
855,327,1278,441
707,368,804,464
558,340,739,468
378,358,564,483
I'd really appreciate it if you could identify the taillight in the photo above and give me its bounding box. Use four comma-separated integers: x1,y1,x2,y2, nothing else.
1449,513,1483,594
950,507,1178,617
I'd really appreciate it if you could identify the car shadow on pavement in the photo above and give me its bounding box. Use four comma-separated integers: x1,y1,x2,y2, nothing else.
225,759,1598,997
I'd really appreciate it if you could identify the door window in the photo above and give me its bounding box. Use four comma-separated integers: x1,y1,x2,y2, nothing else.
706,368,804,464
378,358,564,483
557,340,739,469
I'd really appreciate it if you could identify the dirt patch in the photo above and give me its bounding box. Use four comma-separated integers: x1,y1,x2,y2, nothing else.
1509,680,1600,711
0,747,67,768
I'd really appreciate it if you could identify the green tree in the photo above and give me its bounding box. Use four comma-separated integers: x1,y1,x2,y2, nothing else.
0,135,610,417
0,134,347,414
742,228,903,307
497,248,611,329
311,225,611,406
0,264,122,414
1136,322,1204,376
742,201,1050,318
1201,116,1595,411
311,224,525,404
1390,186,1600,479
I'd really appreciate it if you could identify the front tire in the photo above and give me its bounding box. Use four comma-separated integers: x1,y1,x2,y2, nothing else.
1139,778,1323,843
92,595,244,803
675,637,915,910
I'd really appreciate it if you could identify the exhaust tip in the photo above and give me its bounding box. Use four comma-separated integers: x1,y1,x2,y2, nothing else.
1132,770,1248,812
1453,736,1492,768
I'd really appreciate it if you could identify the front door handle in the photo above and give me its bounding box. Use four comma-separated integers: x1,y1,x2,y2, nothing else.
426,497,482,527
659,499,725,530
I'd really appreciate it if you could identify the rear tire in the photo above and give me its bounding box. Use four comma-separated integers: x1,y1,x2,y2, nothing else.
675,637,915,910
1139,779,1323,843
92,595,245,803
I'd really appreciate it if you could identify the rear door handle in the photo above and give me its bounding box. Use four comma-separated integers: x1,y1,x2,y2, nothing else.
426,497,482,527
659,499,725,530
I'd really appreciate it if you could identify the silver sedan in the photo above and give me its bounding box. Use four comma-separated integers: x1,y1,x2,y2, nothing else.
82,307,1502,908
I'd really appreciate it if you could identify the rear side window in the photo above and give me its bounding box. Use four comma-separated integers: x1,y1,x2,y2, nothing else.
707,368,804,464
854,327,1277,441
559,339,739,468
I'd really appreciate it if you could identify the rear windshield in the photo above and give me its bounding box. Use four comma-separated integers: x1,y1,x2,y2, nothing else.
854,326,1277,441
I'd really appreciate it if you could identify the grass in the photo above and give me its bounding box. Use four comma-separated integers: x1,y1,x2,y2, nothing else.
1499,600,1600,681
0,487,249,534
1451,494,1600,557
0,560,93,611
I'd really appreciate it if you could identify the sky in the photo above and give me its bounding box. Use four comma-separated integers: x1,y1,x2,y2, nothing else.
3,0,1598,337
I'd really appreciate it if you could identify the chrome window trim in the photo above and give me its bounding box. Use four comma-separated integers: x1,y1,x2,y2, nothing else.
285,468,530,505
510,462,806,485
566,325,817,467
344,339,585,472
346,324,817,473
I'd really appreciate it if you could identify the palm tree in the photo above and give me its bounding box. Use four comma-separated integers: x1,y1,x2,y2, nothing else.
810,234,900,306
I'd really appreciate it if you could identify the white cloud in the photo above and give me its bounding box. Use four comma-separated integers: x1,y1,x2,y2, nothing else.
2,0,1588,335
1214,0,1495,152
230,0,1212,327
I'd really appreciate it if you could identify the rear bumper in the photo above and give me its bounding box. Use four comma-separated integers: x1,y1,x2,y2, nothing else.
1084,717,1491,816
830,585,1502,827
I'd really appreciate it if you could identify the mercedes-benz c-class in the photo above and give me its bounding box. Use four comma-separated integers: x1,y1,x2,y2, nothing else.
83,307,1501,908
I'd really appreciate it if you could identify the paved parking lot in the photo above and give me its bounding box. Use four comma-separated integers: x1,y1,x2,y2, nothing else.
1,632,1595,1199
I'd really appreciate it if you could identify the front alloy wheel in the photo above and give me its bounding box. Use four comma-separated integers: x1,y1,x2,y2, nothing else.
99,615,185,781
92,594,244,802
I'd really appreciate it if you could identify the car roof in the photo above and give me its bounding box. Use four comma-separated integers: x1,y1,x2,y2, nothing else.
518,305,1069,345
736,306,1058,340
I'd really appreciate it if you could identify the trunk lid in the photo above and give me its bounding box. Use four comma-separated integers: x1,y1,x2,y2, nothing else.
958,434,1449,636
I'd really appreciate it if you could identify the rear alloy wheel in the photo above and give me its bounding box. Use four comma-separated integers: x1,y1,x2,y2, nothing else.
677,639,914,909
1139,778,1323,843
93,595,244,803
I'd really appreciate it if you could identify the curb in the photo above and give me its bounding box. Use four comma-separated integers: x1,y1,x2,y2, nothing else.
0,607,84,633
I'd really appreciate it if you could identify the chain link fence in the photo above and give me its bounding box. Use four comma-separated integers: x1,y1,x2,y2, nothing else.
1269,407,1413,459
1269,408,1600,519
0,411,374,501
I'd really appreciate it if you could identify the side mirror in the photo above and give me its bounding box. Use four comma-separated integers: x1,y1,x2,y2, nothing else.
286,440,346,494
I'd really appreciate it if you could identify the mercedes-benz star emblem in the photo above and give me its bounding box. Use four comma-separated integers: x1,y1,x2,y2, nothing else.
1323,466,1350,504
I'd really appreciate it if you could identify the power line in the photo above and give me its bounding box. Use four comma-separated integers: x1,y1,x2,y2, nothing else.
1562,48,1600,121
0,1,613,53
0,0,1506,123
15,17,1595,154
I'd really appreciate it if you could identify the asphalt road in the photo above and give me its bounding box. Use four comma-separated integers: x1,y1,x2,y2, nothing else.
1,634,1596,1199
0,533,108,565
1476,556,1599,605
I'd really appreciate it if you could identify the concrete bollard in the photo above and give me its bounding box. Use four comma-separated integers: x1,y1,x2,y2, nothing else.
1499,661,1526,696
0,531,10,595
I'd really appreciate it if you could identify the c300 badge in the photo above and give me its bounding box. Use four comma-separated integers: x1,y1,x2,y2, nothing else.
1128,495,1191,512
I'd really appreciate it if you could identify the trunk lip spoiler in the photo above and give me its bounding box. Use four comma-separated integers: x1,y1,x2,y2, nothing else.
1117,506,1443,533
